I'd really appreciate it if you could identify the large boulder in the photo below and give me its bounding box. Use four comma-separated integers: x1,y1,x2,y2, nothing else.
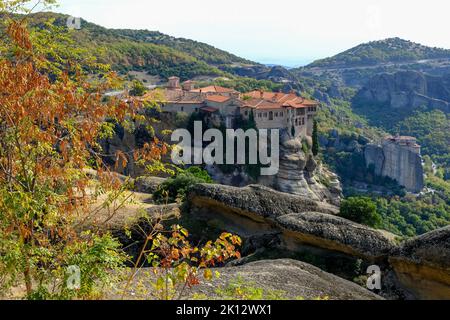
272,131,342,205
116,259,383,300
134,176,167,194
389,226,450,299
276,212,395,259
187,183,395,260
194,259,383,300
188,183,339,219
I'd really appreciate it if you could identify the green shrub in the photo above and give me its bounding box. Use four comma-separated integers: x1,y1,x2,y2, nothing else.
312,120,319,156
153,167,213,203
129,80,147,96
340,197,382,228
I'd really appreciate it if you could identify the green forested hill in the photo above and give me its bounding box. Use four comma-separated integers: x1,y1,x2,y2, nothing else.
19,12,256,80
306,37,450,69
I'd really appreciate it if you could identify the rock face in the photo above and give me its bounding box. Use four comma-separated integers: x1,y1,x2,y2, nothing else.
115,259,383,300
365,138,424,193
389,226,450,300
268,130,342,205
229,64,300,84
100,126,147,177
133,176,167,194
355,71,450,112
187,183,395,260
185,183,450,299
192,259,383,300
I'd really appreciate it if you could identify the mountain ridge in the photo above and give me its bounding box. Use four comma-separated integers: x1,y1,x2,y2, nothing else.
11,12,259,80
304,37,450,70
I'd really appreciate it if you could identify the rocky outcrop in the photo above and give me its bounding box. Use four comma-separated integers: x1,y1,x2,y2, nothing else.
189,183,339,218
271,131,342,205
355,71,450,112
277,213,395,259
365,138,424,193
116,259,383,300
228,65,299,84
187,259,383,300
134,176,167,194
389,226,450,299
185,183,450,299
187,183,395,260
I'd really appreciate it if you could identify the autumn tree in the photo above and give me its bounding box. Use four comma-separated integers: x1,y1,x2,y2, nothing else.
0,1,241,300
0,1,166,299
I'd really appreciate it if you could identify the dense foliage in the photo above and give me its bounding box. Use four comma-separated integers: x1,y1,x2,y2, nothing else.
397,110,450,168
129,79,148,97
153,167,213,203
375,193,450,237
312,120,319,156
340,197,382,228
307,38,450,68
0,3,242,301
7,12,255,81
0,7,138,298
318,100,449,237
197,77,283,93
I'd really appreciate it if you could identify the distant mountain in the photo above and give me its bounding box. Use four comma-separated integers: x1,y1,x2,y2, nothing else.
307,38,450,69
292,38,450,88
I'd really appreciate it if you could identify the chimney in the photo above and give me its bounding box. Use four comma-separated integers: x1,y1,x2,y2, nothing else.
259,90,264,99
168,76,180,89
230,91,240,99
182,80,195,91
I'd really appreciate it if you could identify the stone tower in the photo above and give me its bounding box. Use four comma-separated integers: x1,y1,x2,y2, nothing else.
365,136,424,193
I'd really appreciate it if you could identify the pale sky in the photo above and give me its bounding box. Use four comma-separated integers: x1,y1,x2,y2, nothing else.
45,0,450,67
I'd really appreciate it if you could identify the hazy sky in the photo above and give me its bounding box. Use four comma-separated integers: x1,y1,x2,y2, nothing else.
47,0,450,67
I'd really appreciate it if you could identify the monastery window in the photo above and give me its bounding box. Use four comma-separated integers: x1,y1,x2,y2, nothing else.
275,112,278,117
245,111,249,116
181,107,184,112
264,113,268,118
280,112,284,116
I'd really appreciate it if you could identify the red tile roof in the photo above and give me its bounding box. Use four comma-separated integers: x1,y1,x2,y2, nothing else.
201,107,219,113
206,95,230,103
191,86,237,94
242,90,319,110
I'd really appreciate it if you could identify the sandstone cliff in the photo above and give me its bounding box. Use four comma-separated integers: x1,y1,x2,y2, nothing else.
365,139,424,193
115,259,383,300
187,183,395,260
355,70,450,112
389,226,450,300
86,177,449,300
185,183,449,299
270,130,342,205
